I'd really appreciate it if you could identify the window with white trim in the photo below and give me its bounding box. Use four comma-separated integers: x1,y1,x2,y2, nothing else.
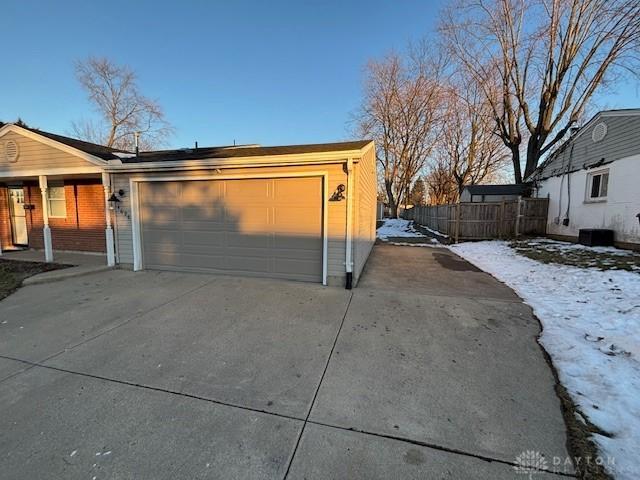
586,170,608,202
48,183,67,218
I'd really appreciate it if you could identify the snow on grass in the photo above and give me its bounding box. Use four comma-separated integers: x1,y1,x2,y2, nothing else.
377,218,425,239
450,240,640,480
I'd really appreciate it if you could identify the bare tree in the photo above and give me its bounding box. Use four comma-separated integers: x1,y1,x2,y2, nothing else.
424,161,458,205
72,57,173,151
356,50,446,217
434,80,510,198
442,0,640,182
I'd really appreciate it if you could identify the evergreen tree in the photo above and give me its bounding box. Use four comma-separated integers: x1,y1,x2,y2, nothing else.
409,178,426,206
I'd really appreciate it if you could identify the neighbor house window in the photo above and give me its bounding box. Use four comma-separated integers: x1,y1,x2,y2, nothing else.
47,183,67,218
586,170,608,202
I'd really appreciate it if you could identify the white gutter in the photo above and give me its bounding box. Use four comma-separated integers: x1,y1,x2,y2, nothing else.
345,157,354,289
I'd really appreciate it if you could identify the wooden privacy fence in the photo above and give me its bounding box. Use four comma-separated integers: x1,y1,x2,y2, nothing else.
403,197,549,242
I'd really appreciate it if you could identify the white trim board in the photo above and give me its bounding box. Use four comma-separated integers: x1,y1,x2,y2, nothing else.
0,166,104,178
128,171,330,286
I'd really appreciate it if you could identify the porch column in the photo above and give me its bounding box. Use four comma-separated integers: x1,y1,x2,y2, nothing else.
102,172,116,267
38,175,53,262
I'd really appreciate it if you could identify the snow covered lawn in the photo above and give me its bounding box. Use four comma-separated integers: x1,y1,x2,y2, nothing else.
450,240,640,480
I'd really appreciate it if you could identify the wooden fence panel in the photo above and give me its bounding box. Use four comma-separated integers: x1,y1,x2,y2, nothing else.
404,197,549,241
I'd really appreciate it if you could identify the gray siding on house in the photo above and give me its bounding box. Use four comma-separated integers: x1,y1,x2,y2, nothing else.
534,113,640,180
113,174,134,264
0,131,98,174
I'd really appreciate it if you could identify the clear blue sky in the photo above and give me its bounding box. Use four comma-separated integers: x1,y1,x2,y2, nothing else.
2,0,638,149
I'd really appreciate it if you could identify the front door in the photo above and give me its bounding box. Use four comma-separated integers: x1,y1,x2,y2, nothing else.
8,187,28,246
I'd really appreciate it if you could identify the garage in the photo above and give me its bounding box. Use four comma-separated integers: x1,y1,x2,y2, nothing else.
139,176,324,282
109,140,376,287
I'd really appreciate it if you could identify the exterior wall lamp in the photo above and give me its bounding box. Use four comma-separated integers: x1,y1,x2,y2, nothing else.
330,184,346,201
108,189,126,210
107,193,120,210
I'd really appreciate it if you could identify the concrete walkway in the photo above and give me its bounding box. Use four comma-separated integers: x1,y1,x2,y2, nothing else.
0,245,571,479
1,249,111,284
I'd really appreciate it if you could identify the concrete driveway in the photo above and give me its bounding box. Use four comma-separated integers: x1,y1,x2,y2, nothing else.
0,245,571,479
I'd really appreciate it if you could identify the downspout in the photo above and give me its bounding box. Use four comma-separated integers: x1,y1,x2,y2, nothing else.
345,157,354,289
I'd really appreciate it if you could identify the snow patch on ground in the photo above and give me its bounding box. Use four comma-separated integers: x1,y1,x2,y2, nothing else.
420,224,450,238
523,238,636,256
385,241,445,248
450,240,640,480
376,219,424,239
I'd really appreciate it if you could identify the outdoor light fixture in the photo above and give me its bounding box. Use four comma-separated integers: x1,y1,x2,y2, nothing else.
330,184,346,201
108,192,121,210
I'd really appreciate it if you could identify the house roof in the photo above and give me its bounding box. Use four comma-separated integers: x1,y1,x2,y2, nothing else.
118,140,373,164
529,109,640,181
2,123,372,167
462,184,528,196
19,126,131,160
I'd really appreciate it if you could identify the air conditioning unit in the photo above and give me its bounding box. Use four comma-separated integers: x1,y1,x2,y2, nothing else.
578,229,614,247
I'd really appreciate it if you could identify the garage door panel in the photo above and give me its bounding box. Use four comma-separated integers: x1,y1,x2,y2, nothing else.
181,205,227,222
274,234,322,251
183,230,227,247
273,249,322,262
225,179,270,201
142,205,180,226
181,220,227,232
273,177,320,204
273,208,322,236
141,182,179,202
180,181,224,202
142,229,182,246
226,255,271,272
226,232,272,249
178,253,228,270
231,208,271,231
140,177,323,282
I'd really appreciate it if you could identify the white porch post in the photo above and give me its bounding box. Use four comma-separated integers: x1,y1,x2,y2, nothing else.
38,175,53,262
102,172,116,267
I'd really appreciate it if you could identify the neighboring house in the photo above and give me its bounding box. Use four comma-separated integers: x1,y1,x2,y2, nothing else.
459,184,529,203
529,109,640,248
0,123,376,287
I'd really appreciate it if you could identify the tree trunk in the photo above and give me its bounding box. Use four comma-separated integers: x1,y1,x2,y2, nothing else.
524,138,542,180
385,180,399,218
511,147,523,184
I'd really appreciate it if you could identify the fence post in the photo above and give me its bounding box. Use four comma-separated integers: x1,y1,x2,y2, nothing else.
454,203,461,243
499,201,506,239
515,196,522,238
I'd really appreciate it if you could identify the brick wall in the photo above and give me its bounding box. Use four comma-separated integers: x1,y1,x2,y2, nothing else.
0,187,12,250
24,180,106,253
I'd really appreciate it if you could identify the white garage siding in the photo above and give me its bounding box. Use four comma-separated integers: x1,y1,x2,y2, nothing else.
352,145,377,285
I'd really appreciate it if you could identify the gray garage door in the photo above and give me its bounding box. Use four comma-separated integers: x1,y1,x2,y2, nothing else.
139,177,323,282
